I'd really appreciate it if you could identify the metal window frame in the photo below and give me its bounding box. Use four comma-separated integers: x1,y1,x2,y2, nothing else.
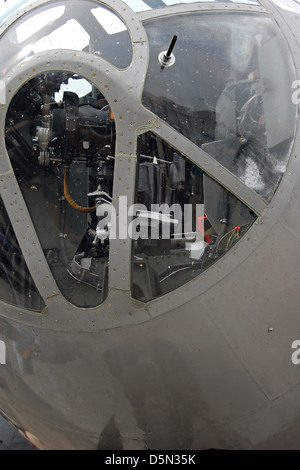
0,0,298,331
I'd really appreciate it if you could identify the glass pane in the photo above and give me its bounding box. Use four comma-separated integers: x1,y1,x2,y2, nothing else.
1,0,132,74
122,0,260,13
272,0,300,14
0,0,35,27
142,13,298,201
5,72,116,308
0,196,45,311
131,132,256,302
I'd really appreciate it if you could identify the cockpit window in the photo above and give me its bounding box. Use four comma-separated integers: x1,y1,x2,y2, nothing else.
122,0,260,13
0,0,132,73
0,0,35,27
142,12,298,201
0,196,45,311
131,132,256,302
5,72,115,308
271,0,300,14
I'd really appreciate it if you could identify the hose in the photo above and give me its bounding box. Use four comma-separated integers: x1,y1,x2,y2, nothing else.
64,165,96,213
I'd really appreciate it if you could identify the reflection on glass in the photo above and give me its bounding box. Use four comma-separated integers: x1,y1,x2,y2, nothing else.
15,6,66,42
272,0,300,14
131,132,256,302
123,0,260,13
0,197,45,311
143,13,297,201
0,0,35,27
1,0,132,72
5,72,116,308
91,7,127,35
33,19,90,53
